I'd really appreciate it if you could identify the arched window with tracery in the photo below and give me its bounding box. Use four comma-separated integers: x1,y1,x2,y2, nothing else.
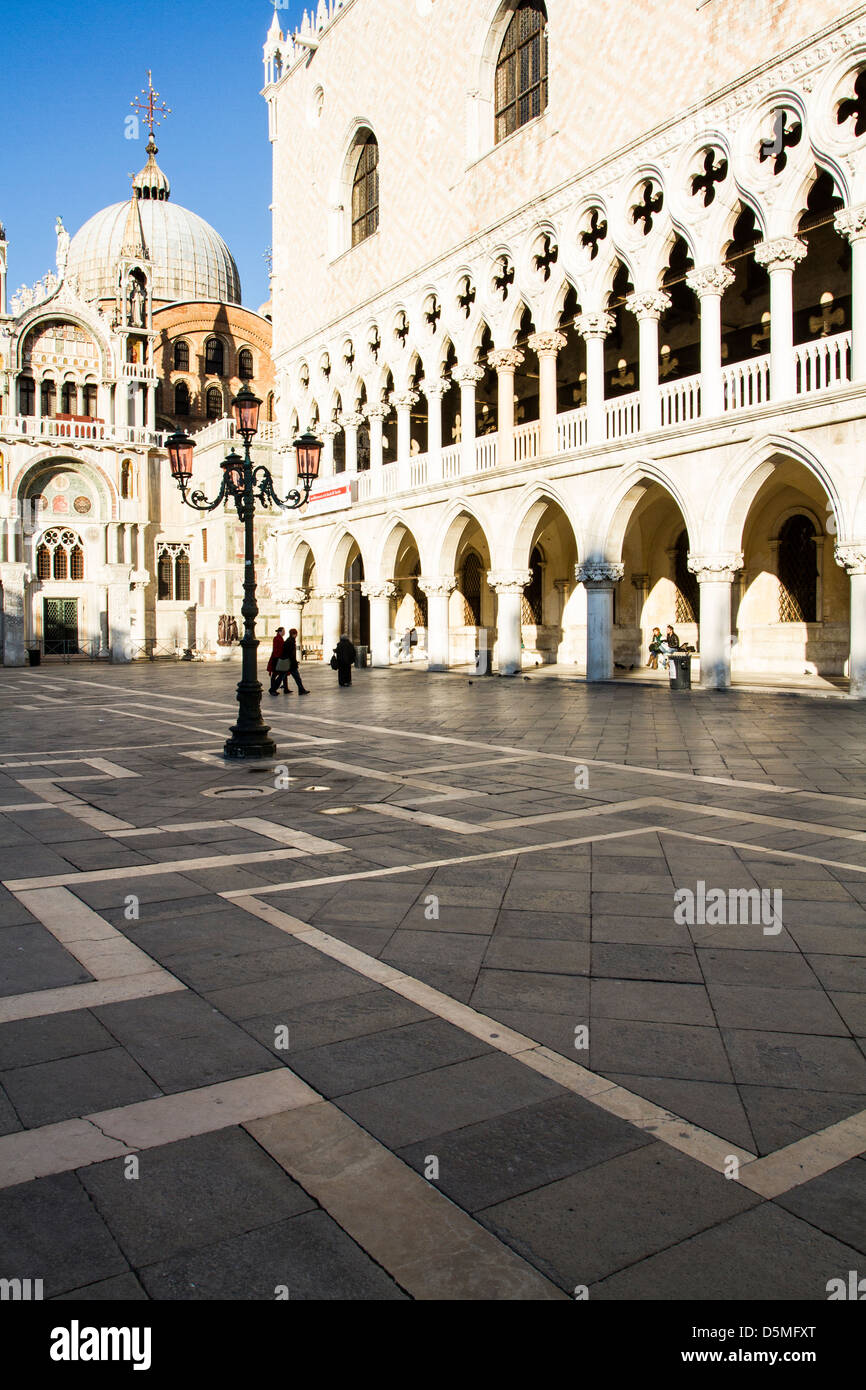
495,1,548,144
205,337,224,375
238,349,254,380
778,515,818,622
156,542,191,601
352,133,379,247
462,552,484,626
206,387,223,420
36,529,85,582
173,340,189,371
174,381,190,416
674,530,699,623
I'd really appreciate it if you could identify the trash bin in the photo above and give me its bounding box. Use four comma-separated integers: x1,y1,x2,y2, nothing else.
668,652,691,690
474,647,492,676
355,644,368,669
27,648,41,667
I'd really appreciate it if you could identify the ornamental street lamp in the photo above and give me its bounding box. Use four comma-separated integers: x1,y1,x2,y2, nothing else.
166,385,322,760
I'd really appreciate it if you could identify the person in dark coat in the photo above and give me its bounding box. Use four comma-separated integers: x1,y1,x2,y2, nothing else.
268,627,288,695
333,634,356,687
286,628,309,695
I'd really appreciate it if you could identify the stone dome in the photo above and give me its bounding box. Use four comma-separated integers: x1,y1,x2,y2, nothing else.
65,144,241,306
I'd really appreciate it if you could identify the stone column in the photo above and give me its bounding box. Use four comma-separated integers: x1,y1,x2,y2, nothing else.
835,544,866,697
0,563,29,664
320,423,339,477
275,586,308,639
390,390,419,488
339,412,364,475
576,312,616,445
419,575,456,671
527,333,566,457
577,561,624,682
687,553,743,689
362,581,396,667
421,378,447,482
487,349,524,468
626,291,671,433
456,365,484,474
686,265,735,417
834,206,866,383
105,563,132,662
488,569,532,676
631,572,650,628
318,586,345,657
366,404,387,492
754,237,808,401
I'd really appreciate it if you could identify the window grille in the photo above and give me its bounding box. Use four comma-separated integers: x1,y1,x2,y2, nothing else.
523,546,544,623
173,341,189,371
157,543,191,602
462,552,484,626
238,349,254,380
495,1,548,144
205,337,224,375
778,515,817,622
674,530,699,623
206,387,223,419
36,529,85,582
352,135,379,247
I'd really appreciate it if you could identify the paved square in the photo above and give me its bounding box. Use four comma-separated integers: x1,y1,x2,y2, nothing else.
1,661,865,1300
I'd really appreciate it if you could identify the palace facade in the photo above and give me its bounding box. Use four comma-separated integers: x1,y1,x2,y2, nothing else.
263,0,866,694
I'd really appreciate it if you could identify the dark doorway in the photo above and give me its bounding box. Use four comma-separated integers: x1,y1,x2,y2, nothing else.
43,597,79,655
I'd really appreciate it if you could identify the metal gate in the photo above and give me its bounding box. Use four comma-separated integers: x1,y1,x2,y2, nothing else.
43,598,79,655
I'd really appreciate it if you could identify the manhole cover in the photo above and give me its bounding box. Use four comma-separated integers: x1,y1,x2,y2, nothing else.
201,784,278,800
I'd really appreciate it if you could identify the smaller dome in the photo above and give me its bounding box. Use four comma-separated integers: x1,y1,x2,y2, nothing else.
133,138,170,202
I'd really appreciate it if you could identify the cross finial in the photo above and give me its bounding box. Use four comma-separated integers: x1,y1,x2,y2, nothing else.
130,71,171,142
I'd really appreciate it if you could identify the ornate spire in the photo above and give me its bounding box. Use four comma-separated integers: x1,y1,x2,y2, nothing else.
129,73,171,202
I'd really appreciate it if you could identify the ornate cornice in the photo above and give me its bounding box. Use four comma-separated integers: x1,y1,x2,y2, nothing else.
575,311,616,341
488,348,525,372
487,568,532,594
754,237,808,272
685,265,735,297
576,562,625,586
625,291,672,321
528,331,567,357
687,552,744,583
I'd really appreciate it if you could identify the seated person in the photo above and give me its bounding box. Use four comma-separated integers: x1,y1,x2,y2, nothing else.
658,624,681,669
647,627,663,669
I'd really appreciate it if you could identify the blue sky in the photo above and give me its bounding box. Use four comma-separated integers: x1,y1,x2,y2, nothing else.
0,0,306,311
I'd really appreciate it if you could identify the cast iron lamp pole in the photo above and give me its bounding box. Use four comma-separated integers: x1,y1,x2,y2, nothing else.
165,386,322,759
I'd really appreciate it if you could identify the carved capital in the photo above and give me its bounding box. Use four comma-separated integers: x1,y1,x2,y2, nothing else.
575,311,616,340
630,572,650,589
625,291,672,321
754,237,808,272
418,574,457,598
420,377,449,399
576,561,625,587
834,205,866,243
321,422,340,440
835,543,866,576
685,264,735,297
687,552,744,583
317,586,345,602
528,331,567,357
338,411,365,431
487,568,532,594
455,365,485,387
274,586,309,606
366,403,390,422
361,580,397,601
488,348,525,373
390,390,420,411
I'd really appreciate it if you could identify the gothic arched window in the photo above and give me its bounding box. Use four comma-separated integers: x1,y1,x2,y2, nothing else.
174,381,190,416
674,530,700,623
36,529,85,582
173,340,189,371
238,349,254,380
495,1,548,144
462,552,484,626
175,550,190,602
352,134,379,247
779,515,818,622
206,387,223,420
205,337,224,375
19,376,35,415
156,543,191,601
61,382,76,415
120,460,132,500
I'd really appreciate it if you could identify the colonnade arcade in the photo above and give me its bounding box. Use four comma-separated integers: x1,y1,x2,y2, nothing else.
268,441,865,692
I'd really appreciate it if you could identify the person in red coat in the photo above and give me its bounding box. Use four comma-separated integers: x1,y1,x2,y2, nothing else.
267,627,287,695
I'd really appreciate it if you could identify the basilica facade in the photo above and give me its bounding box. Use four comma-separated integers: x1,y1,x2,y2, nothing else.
0,134,276,664
263,0,866,694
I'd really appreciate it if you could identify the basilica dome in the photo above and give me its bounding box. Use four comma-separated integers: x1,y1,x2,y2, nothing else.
65,141,241,307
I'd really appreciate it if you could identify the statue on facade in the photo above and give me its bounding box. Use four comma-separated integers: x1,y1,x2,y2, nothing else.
128,276,146,327
55,217,70,278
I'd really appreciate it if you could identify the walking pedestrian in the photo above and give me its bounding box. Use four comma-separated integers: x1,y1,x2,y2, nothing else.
286,628,309,696
268,627,290,695
332,633,357,687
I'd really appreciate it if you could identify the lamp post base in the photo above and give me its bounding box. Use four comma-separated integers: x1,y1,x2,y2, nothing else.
223,730,277,760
